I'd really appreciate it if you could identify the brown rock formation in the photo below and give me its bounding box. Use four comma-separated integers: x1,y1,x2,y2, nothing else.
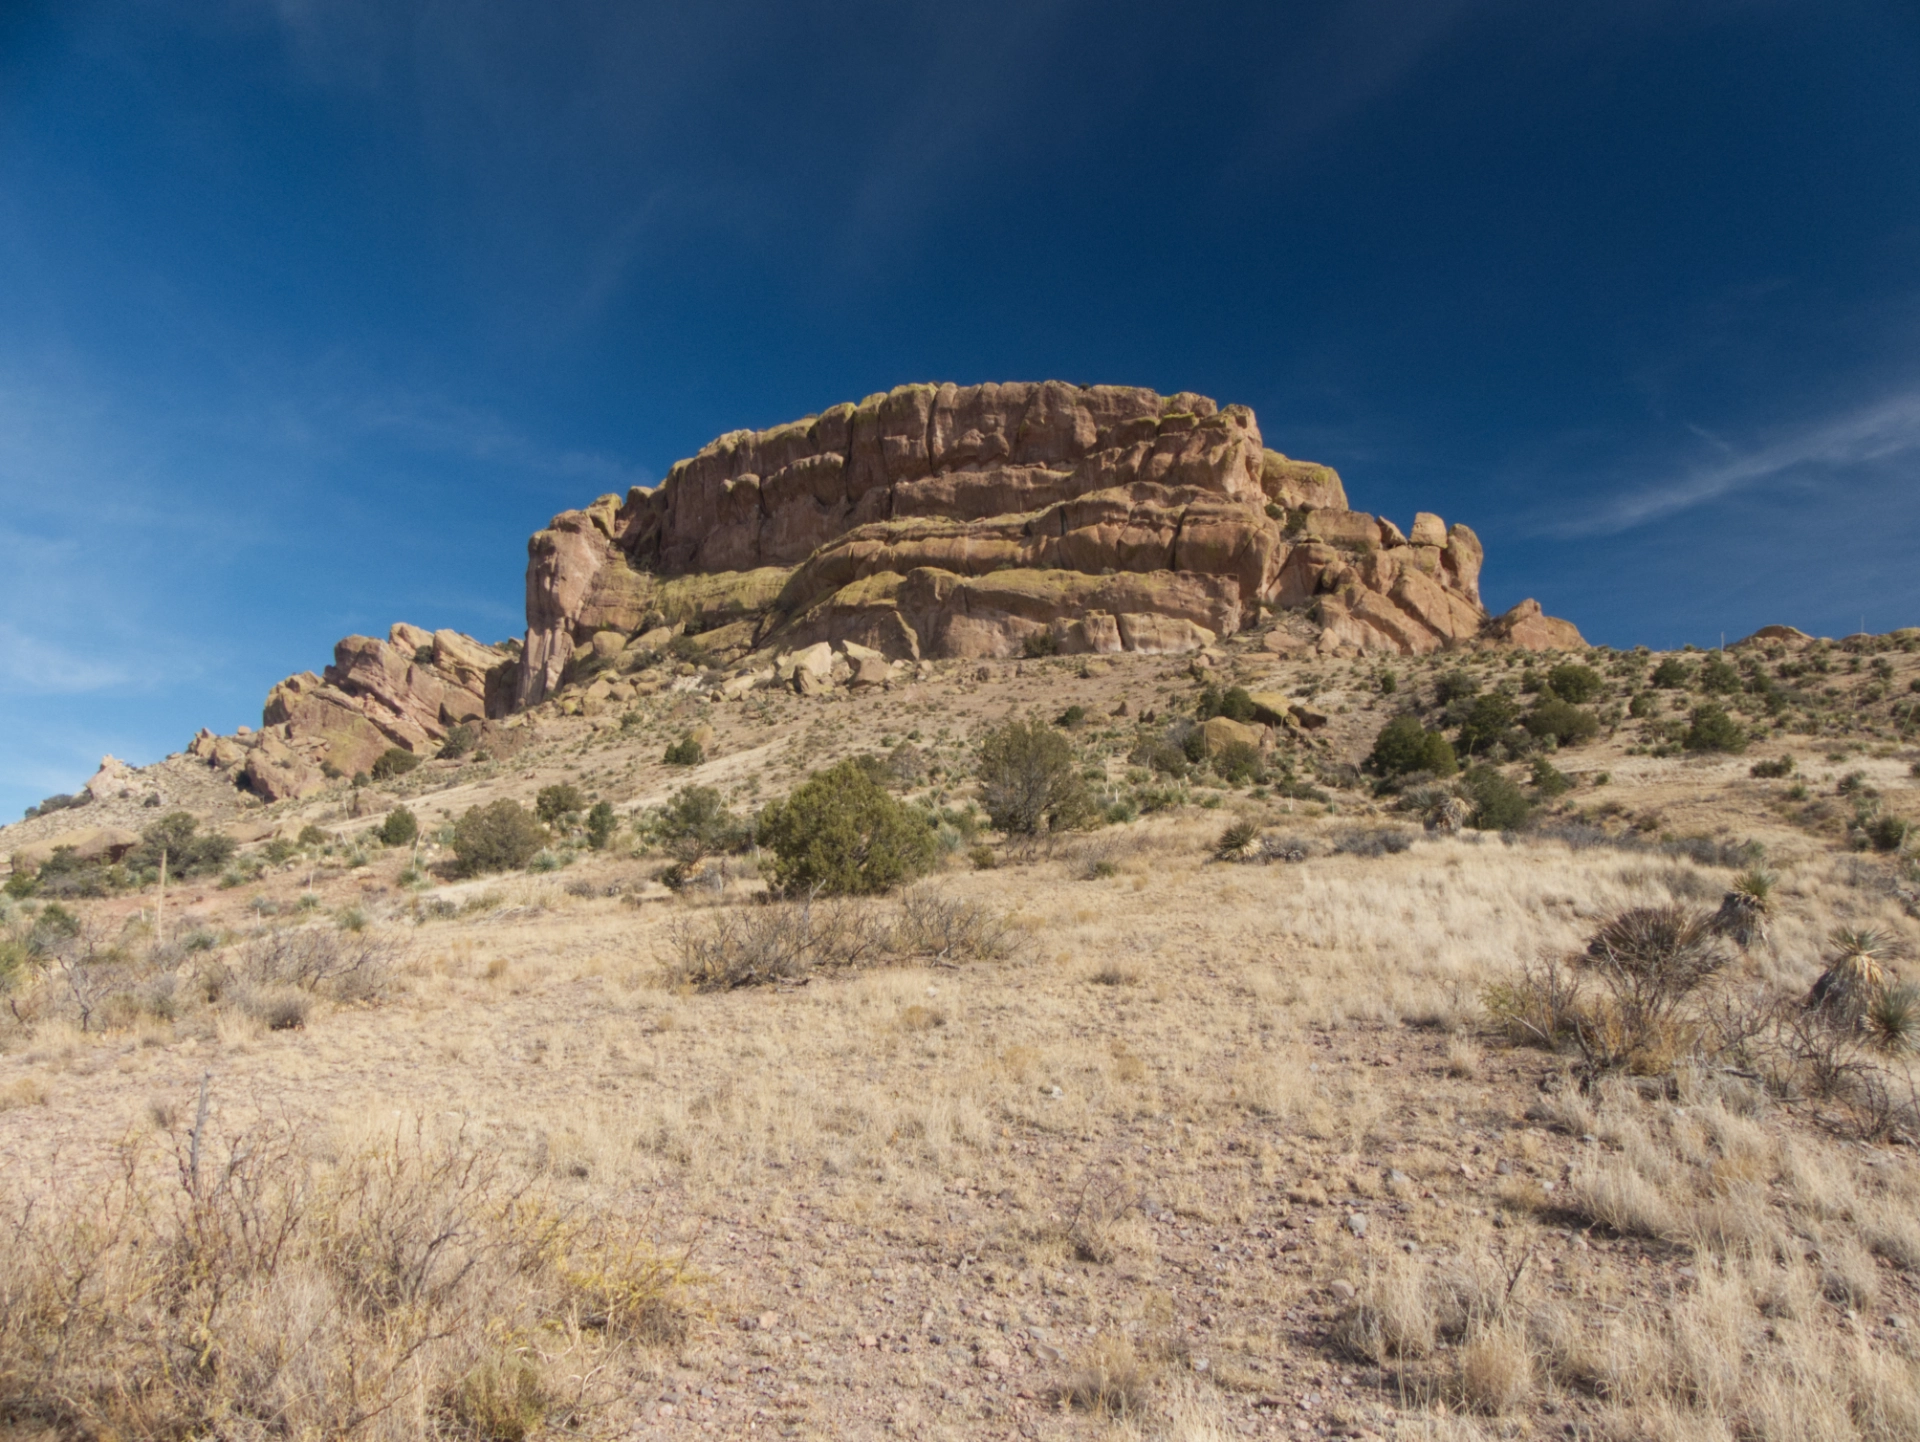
509,381,1576,698
229,382,1584,773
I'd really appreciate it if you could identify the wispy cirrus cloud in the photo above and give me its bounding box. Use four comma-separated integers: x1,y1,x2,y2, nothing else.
1550,387,1920,537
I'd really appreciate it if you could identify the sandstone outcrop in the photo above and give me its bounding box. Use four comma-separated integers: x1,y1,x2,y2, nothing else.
226,382,1582,777
509,382,1575,701
187,624,515,802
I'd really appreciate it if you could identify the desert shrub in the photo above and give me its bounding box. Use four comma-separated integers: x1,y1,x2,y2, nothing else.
438,723,477,759
297,823,330,848
1368,713,1457,778
1131,731,1189,778
1434,669,1479,705
1651,656,1693,688
370,747,420,781
1711,869,1775,948
1195,684,1256,723
585,800,617,851
1573,906,1727,1069
1628,691,1658,718
1530,758,1573,798
376,806,419,847
1462,765,1532,831
1545,662,1604,703
1749,755,1795,779
1699,653,1743,694
756,760,938,896
1332,828,1415,858
1684,704,1747,754
22,792,83,821
1866,815,1913,852
1455,691,1521,757
1020,629,1060,658
121,811,235,883
4,871,37,900
1210,739,1262,785
1214,819,1260,860
1054,704,1086,728
667,888,1013,989
662,736,704,767
976,716,1096,836
450,800,546,875
0,1120,687,1441
1523,698,1600,747
239,926,399,1000
652,785,746,861
535,783,587,825
1061,1334,1156,1418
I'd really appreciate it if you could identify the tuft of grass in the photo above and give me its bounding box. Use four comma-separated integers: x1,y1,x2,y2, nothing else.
1060,1334,1156,1417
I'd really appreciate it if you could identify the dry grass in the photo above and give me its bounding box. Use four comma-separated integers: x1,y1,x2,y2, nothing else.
4,647,1920,1439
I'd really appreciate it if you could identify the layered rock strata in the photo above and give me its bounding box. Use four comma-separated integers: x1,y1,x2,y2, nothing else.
191,624,516,801
228,382,1582,784
510,381,1566,704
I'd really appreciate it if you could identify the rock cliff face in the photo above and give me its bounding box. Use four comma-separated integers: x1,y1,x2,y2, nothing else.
511,381,1576,703
192,625,516,801
228,382,1582,787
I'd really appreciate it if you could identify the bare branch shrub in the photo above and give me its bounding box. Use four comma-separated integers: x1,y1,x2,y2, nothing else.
0,1117,689,1441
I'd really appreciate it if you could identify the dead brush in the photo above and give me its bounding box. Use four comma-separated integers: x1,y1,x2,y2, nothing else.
665,888,1018,989
1567,906,1728,1071
1057,1173,1145,1264
238,924,400,1001
1059,1333,1157,1417
0,1115,690,1442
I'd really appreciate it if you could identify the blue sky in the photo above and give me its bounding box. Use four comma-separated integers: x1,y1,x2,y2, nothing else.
2,0,1918,815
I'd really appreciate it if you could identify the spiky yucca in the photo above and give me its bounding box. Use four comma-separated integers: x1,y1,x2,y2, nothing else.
1712,869,1776,949
1806,926,1895,1029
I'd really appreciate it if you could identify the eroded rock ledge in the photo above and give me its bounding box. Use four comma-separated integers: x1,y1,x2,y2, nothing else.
223,381,1581,796
514,381,1579,704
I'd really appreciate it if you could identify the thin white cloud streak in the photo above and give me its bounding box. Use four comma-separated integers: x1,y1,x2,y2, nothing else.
0,623,131,695
1553,390,1920,537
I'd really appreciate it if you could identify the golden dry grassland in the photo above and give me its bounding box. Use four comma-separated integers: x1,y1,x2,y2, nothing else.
3,637,1920,1441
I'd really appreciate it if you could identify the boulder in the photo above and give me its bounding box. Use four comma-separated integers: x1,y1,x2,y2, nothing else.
1245,692,1294,727
241,734,324,802
1485,598,1587,652
849,654,891,688
84,756,136,803
1737,624,1813,647
10,826,140,873
1199,716,1265,756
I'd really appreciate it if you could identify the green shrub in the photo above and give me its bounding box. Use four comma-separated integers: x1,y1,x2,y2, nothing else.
1054,705,1087,728
127,811,235,881
1463,765,1532,831
438,723,477,759
1651,657,1693,689
1196,685,1256,723
451,799,547,875
1020,630,1060,658
1699,654,1743,695
655,786,745,861
1368,714,1458,778
1434,670,1479,705
1213,741,1264,786
663,736,704,767
1628,692,1658,718
755,760,938,896
1530,758,1573,798
1377,669,1397,695
1455,692,1521,757
1749,755,1795,779
370,747,421,781
535,783,587,824
1545,662,1603,703
1684,704,1747,754
976,716,1096,836
376,807,419,847
585,801,617,851
1523,698,1600,747
3,871,36,900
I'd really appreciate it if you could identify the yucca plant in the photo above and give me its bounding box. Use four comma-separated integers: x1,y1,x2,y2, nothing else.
1712,869,1776,949
1213,818,1261,861
1866,982,1919,1055
1806,926,1895,1029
